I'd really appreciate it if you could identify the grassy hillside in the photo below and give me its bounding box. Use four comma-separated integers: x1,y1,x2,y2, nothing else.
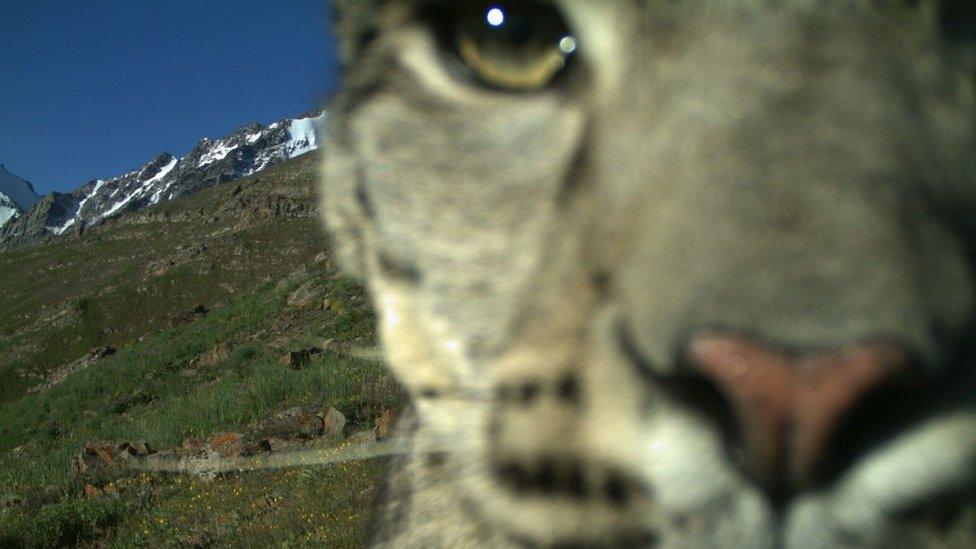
0,151,325,404
0,153,399,546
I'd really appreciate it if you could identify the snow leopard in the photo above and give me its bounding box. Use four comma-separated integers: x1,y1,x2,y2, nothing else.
319,1,976,547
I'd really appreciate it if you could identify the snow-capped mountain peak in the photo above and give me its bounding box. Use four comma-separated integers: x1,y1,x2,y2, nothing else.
284,112,323,158
1,110,326,250
0,164,41,227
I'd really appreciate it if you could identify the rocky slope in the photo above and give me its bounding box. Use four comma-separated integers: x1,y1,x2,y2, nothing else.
0,150,330,402
0,149,393,547
0,164,41,227
0,110,325,250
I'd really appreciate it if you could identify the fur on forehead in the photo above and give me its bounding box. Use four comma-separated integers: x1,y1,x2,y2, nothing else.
329,0,968,46
330,0,445,56
330,0,383,64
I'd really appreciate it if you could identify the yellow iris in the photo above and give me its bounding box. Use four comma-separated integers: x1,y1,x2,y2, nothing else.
453,3,576,91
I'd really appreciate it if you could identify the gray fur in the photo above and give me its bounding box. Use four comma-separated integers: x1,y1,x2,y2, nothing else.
320,1,976,547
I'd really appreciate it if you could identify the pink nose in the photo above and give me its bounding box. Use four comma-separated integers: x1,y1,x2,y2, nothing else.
686,334,906,487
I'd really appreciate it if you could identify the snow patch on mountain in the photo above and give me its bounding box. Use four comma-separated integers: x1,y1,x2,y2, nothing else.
0,164,42,227
100,155,180,222
51,179,106,235
197,140,239,168
47,216,76,235
0,201,17,226
1,193,18,226
284,112,324,159
149,158,180,204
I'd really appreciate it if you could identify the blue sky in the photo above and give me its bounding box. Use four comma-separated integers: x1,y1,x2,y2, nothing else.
0,1,339,194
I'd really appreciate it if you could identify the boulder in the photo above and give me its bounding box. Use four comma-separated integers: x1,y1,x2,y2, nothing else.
348,429,377,445
279,349,311,370
210,432,244,458
322,407,347,438
258,407,322,440
145,449,178,470
118,440,152,456
180,437,208,456
71,440,147,475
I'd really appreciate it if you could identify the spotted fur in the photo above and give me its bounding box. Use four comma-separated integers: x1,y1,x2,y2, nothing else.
320,1,976,547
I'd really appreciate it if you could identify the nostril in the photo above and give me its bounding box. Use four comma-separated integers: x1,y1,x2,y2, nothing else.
683,333,908,490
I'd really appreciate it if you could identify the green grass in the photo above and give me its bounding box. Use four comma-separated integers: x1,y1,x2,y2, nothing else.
0,271,395,546
0,152,328,407
0,152,398,547
1,496,129,547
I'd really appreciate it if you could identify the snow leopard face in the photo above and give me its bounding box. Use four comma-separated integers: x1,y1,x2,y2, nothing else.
321,1,976,546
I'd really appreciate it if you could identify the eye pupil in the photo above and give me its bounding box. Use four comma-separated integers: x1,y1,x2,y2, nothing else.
483,4,541,46
443,1,578,92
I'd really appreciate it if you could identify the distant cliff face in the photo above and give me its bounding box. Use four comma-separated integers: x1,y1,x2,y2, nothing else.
0,192,79,249
0,164,42,228
0,110,325,251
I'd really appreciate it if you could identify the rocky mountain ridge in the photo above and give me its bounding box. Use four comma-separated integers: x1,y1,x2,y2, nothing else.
0,110,325,250
0,164,42,228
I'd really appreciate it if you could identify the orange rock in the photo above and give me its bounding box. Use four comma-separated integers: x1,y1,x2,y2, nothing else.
210,432,244,458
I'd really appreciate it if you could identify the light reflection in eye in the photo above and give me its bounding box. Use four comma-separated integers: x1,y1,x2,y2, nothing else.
558,35,577,54
486,6,506,27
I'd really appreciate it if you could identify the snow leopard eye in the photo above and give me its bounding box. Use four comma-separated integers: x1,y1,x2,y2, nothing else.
424,1,578,92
